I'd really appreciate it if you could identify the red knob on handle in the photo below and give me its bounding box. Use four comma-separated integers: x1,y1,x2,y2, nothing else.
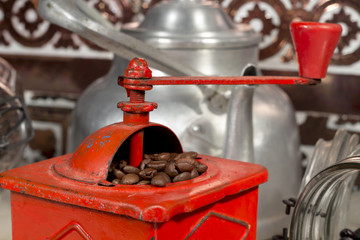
290,22,342,79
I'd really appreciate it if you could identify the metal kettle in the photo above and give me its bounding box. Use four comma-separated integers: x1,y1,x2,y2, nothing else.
33,0,302,238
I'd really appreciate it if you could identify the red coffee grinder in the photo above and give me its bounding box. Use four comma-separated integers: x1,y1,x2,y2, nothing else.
0,22,341,240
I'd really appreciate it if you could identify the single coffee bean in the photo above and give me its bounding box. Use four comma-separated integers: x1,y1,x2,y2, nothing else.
173,172,191,182
137,180,151,185
109,162,117,172
145,153,159,160
121,174,140,185
170,152,178,160
149,153,159,160
144,154,152,159
176,157,196,165
155,172,171,183
158,152,171,161
174,153,185,160
190,168,199,179
140,159,151,170
151,174,169,187
139,168,157,180
112,178,121,184
118,160,127,170
186,151,198,159
340,229,354,238
164,162,179,178
113,169,125,179
176,162,194,172
123,165,140,174
196,163,208,174
147,161,166,171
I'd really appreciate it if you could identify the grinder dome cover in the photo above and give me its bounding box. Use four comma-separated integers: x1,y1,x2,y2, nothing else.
54,123,183,184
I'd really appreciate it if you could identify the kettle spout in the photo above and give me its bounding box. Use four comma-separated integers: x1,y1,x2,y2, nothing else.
223,65,258,162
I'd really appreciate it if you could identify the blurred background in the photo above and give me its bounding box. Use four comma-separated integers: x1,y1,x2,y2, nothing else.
0,0,359,239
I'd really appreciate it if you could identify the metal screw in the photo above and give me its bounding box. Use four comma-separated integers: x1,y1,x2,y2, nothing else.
282,198,296,215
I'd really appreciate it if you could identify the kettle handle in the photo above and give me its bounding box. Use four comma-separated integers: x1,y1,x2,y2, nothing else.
30,0,202,77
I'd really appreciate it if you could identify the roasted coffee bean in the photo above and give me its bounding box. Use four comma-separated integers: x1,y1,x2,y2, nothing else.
186,151,198,159
174,153,185,160
144,153,159,160
174,152,198,160
196,163,208,174
149,154,159,160
140,159,151,170
147,161,166,170
113,169,125,179
121,174,140,185
144,154,152,159
158,152,171,161
118,160,127,170
340,229,354,238
176,157,196,165
139,168,157,180
155,172,171,183
112,178,121,184
170,152,178,160
176,162,194,172
151,174,170,187
164,162,179,178
137,180,150,185
190,168,199,179
173,172,191,182
109,162,117,172
123,165,140,174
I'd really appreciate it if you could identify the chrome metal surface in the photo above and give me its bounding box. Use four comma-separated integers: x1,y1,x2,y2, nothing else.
0,58,33,175
299,129,359,193
291,155,360,240
291,129,360,240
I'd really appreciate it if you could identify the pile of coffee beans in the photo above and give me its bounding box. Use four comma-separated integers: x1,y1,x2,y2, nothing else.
108,152,208,187
340,228,360,240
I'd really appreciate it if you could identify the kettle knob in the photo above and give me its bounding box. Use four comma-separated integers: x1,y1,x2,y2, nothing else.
290,22,342,79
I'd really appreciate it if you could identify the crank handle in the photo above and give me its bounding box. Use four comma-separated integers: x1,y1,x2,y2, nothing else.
119,75,320,88
119,22,341,89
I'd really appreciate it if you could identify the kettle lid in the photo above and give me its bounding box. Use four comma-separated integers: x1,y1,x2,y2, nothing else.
121,0,261,49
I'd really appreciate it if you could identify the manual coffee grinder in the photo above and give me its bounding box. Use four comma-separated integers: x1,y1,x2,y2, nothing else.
0,22,341,240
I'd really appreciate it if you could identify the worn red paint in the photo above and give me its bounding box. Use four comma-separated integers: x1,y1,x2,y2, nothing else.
120,75,321,86
1,153,267,239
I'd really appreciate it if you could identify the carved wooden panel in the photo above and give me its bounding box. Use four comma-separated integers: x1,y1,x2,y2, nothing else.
0,0,132,50
0,0,359,65
226,0,360,65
